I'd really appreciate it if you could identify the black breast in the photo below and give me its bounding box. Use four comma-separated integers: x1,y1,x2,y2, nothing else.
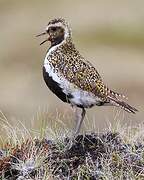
43,66,72,103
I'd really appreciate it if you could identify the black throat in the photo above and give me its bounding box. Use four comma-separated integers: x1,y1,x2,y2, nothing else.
51,35,64,47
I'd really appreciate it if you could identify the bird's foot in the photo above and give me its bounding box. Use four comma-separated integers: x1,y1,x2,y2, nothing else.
64,133,78,150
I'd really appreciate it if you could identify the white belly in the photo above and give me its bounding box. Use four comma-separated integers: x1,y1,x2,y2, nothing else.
70,90,100,108
44,54,101,108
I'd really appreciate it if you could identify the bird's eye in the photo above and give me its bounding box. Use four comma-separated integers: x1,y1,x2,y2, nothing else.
51,27,57,31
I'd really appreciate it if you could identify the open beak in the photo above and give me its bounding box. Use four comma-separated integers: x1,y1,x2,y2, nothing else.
36,31,49,45
36,32,46,37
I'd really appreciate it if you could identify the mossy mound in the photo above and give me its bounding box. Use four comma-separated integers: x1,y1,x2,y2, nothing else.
0,132,144,179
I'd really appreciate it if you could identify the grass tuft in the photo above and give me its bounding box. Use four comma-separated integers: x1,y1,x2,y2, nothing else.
0,112,144,179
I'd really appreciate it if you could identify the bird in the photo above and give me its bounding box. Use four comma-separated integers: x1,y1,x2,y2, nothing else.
36,18,138,136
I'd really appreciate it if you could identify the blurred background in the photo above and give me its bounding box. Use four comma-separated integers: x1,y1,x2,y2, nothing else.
0,0,144,132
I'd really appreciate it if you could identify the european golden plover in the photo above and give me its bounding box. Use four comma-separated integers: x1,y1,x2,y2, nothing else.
37,18,137,135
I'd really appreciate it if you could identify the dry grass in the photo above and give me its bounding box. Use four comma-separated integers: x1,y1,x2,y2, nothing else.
0,111,144,180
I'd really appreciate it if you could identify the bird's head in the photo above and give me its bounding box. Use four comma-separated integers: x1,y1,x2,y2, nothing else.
36,18,72,46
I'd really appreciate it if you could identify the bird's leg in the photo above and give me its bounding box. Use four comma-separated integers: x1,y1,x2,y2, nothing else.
74,107,86,136
65,107,86,150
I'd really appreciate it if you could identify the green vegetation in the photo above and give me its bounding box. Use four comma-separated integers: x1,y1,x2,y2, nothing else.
76,26,144,48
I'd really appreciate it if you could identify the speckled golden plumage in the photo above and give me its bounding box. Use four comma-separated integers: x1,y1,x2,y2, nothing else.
47,42,107,97
37,18,138,136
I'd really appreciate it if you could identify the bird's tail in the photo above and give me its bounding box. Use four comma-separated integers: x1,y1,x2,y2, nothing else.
108,90,138,114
